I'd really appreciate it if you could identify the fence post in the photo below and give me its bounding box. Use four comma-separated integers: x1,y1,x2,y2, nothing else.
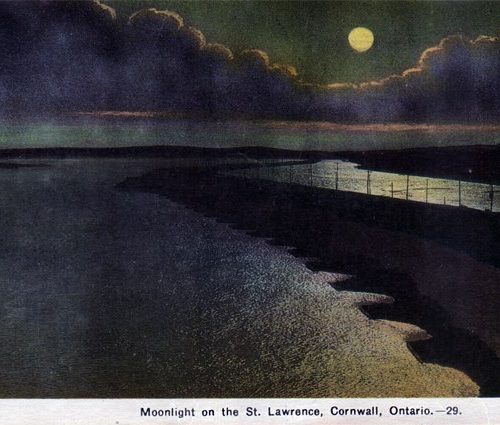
335,162,339,191
425,179,429,203
406,175,410,200
391,182,394,198
458,180,462,207
489,184,494,212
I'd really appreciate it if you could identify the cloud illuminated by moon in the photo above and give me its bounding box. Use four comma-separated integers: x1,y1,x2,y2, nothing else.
348,27,374,52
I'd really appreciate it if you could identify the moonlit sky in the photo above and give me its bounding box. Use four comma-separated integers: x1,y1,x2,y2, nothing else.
106,1,500,83
0,1,498,123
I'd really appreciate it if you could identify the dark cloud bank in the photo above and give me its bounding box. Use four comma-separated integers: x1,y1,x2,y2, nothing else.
0,1,498,123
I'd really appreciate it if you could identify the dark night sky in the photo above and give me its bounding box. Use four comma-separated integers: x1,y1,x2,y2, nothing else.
106,1,500,83
0,1,498,123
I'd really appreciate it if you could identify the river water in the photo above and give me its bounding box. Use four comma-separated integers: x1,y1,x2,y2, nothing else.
0,118,493,396
0,158,480,397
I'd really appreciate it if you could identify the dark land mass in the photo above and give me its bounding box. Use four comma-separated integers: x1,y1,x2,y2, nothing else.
0,144,499,184
336,145,500,186
117,163,500,395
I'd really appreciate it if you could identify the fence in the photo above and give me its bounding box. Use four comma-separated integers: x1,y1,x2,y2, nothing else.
231,161,498,213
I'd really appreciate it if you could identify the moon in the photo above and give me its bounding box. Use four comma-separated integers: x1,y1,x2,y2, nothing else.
348,27,374,53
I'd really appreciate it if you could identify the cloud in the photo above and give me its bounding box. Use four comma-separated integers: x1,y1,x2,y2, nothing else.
0,1,498,123
120,9,303,117
340,35,500,122
128,8,183,31
0,1,119,112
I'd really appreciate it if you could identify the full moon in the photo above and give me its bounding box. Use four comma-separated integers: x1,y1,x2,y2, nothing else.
348,27,374,53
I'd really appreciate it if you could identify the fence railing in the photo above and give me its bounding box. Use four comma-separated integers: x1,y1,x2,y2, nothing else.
229,161,498,213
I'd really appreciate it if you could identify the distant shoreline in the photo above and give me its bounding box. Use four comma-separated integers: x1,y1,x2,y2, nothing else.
1,144,499,185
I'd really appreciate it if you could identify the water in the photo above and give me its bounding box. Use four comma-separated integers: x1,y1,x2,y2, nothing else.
0,116,495,396
0,118,498,151
0,158,480,397
233,160,500,212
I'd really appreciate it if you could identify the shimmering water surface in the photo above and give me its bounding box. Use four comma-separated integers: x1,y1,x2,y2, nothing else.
0,157,483,397
0,158,362,397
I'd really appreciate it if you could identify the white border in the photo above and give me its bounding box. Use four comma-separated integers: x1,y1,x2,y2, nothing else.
0,398,499,424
